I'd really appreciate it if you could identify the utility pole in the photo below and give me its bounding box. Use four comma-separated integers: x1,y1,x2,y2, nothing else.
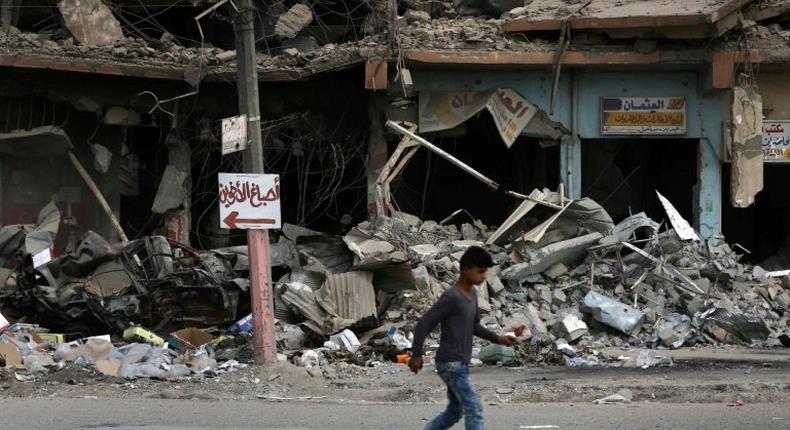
234,0,276,365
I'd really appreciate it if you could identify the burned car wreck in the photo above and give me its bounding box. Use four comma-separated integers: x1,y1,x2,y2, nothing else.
0,228,254,340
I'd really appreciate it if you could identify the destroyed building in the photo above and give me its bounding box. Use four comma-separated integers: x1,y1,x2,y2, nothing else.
1,0,790,259
0,0,790,381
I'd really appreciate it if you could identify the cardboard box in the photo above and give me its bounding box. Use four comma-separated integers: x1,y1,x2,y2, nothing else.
0,344,22,368
169,328,215,350
123,326,165,346
95,359,122,377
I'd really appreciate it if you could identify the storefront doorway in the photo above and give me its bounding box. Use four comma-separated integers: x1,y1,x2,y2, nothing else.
392,115,560,226
723,165,790,266
581,138,698,224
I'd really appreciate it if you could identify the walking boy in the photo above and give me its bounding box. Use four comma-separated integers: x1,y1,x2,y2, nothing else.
409,246,516,430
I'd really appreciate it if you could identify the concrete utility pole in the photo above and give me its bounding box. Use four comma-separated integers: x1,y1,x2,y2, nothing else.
234,0,276,365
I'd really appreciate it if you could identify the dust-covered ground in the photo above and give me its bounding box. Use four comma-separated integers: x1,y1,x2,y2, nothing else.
2,348,788,405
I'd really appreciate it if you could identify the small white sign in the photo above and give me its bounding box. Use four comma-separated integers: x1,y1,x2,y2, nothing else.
221,115,248,155
218,173,281,229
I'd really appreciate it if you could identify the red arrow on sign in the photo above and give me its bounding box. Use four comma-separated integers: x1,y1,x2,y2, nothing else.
223,211,277,229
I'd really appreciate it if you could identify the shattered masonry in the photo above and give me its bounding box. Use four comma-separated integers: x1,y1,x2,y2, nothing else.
1,0,790,385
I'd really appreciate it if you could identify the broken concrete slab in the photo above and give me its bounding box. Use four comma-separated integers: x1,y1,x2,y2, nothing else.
545,263,569,280
343,228,396,262
730,85,764,208
58,0,125,46
275,3,313,39
450,240,485,250
553,314,589,342
412,265,432,293
503,232,603,280
524,303,548,336
461,223,480,241
151,165,189,214
487,274,505,296
409,244,442,261
552,289,567,306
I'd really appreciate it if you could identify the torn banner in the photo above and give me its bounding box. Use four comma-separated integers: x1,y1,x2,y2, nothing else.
419,89,538,147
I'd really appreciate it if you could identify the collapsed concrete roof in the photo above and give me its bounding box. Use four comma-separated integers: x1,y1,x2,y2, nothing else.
0,0,789,83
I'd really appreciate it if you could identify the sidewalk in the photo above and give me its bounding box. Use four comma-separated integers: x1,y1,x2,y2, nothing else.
601,347,790,364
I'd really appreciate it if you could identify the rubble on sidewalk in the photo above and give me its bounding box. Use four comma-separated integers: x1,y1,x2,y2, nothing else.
2,185,790,383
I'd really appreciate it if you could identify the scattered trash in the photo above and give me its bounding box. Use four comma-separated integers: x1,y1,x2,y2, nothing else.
387,326,413,350
168,328,215,351
519,426,560,429
0,344,22,368
593,389,633,405
0,186,786,384
124,327,166,347
326,329,361,353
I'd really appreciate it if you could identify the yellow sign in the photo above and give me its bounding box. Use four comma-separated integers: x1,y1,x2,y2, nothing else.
601,97,686,135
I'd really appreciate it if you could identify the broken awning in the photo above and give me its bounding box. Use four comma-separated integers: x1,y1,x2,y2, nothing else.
419,88,539,147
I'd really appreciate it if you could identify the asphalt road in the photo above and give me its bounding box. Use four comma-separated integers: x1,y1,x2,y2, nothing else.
1,399,787,430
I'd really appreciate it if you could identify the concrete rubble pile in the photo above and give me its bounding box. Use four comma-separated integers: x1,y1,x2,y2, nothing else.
0,26,226,68
2,189,790,382
0,202,267,381
397,15,551,52
266,189,790,372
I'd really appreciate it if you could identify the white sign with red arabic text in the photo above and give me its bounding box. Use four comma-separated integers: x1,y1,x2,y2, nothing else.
218,173,281,229
221,115,248,155
763,120,790,162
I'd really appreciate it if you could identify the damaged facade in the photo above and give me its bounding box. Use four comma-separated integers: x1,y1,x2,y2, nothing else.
1,0,790,381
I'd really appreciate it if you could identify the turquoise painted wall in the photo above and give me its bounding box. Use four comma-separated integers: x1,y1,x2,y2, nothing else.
412,68,723,237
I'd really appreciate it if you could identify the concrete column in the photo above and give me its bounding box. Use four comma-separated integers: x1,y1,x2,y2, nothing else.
696,138,722,238
560,134,582,199
367,94,388,217
164,132,192,246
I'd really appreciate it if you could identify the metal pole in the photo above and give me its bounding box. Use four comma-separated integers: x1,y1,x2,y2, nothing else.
385,121,564,210
235,0,276,365
68,151,129,242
